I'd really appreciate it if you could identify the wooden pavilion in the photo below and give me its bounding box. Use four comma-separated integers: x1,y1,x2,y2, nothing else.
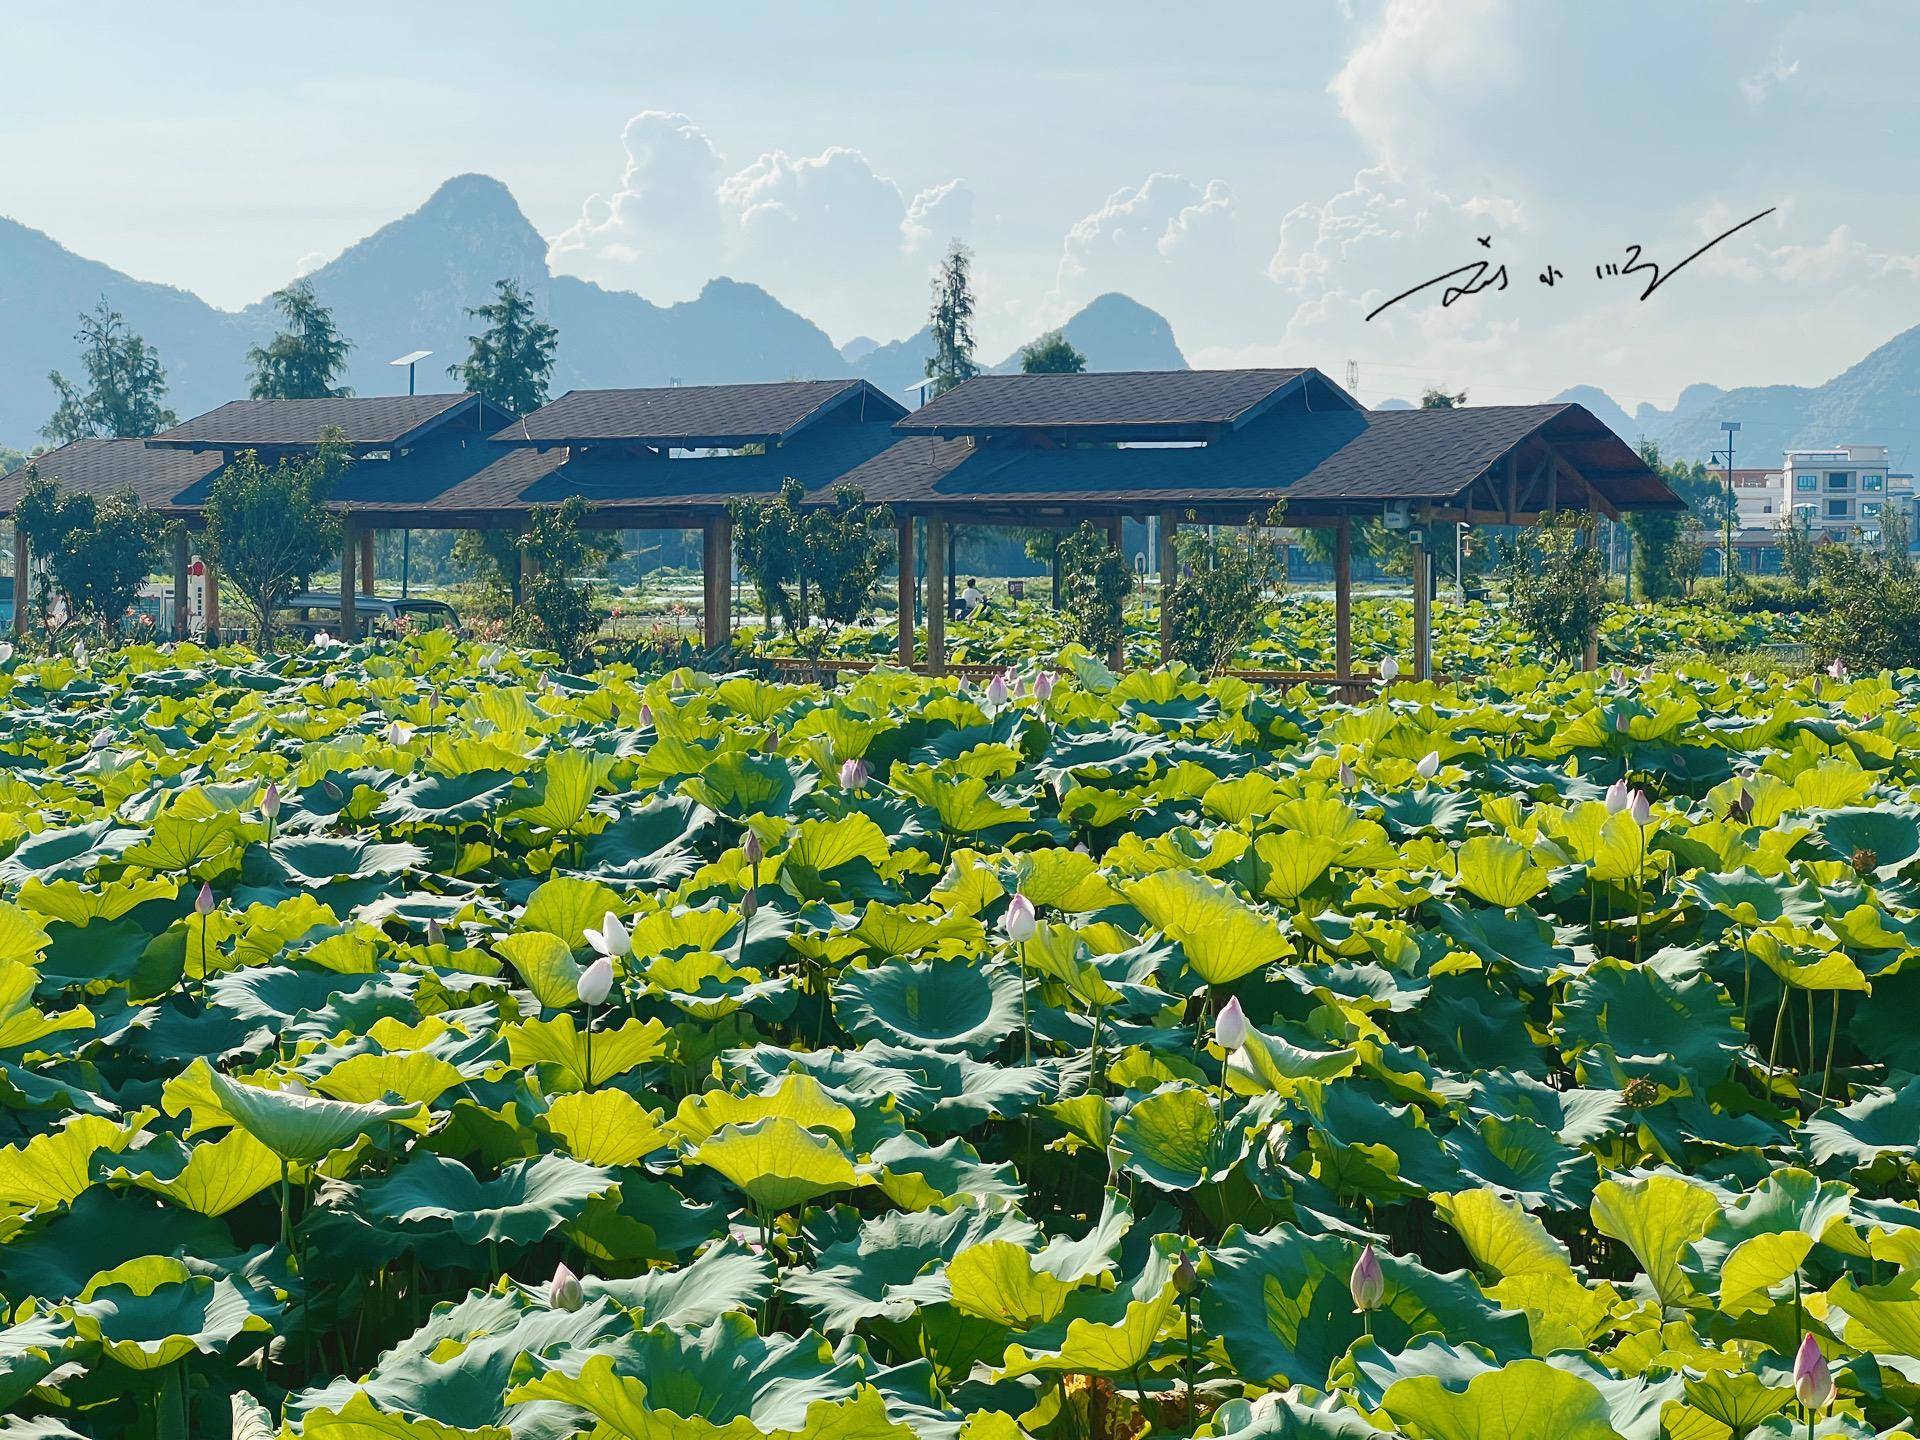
0,368,1682,679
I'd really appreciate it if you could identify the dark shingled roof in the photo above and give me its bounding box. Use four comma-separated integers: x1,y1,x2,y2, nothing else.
498,379,906,448
894,368,1356,439
0,439,223,514
148,394,488,450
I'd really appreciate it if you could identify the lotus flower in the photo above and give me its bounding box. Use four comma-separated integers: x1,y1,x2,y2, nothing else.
741,886,759,919
742,831,763,867
1828,657,1847,680
585,911,630,960
73,640,89,666
89,727,111,751
0,643,12,665
985,672,1009,710
1792,1332,1833,1410
1614,711,1631,733
1002,893,1037,943
1338,762,1356,789
1214,995,1249,1051
839,757,868,791
1173,1253,1199,1296
1350,1243,1385,1312
549,1261,584,1312
1012,672,1029,698
1628,789,1652,827
1378,656,1400,684
1033,671,1056,702
1605,778,1630,814
1416,752,1440,780
386,721,413,746
262,781,281,819
639,703,655,728
426,918,445,948
577,955,615,1007
312,632,333,648
194,881,215,916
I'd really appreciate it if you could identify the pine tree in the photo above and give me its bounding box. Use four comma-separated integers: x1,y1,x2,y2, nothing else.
246,280,354,399
449,279,559,415
924,241,980,398
42,299,178,444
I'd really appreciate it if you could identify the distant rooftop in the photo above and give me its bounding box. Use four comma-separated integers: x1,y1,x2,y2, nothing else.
498,379,905,449
148,394,495,450
0,438,223,514
894,368,1358,440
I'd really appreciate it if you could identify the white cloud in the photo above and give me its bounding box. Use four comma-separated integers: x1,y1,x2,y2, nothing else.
1741,47,1800,105
1044,173,1240,325
549,112,970,340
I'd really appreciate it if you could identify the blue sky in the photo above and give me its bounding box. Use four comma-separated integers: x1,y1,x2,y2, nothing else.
5,0,1919,407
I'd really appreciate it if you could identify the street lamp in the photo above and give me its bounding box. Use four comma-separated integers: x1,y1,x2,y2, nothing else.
1719,421,1740,590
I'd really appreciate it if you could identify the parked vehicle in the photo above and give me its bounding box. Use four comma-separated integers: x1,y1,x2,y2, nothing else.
272,592,461,640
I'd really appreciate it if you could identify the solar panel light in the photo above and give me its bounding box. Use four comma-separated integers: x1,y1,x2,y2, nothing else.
389,350,434,396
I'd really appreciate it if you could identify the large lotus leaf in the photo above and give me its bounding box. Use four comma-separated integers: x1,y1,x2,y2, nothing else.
834,959,1020,1054
778,814,896,902
782,1204,1038,1334
1379,1359,1623,1440
316,1050,469,1107
1682,1168,1853,1315
296,1392,514,1440
517,875,624,946
377,769,521,827
0,1309,73,1411
0,904,50,967
72,1255,272,1371
1432,1188,1574,1282
890,767,1032,836
504,1313,876,1435
504,749,615,834
593,1240,774,1330
946,1240,1075,1327
1428,904,1571,981
1007,849,1122,913
1679,1370,1792,1433
494,931,586,1011
1804,1077,1920,1168
1556,960,1743,1089
209,1069,423,1163
122,811,242,872
1589,1172,1722,1311
1226,1020,1358,1096
355,1152,617,1247
1122,869,1293,986
0,1113,142,1208
1296,1079,1453,1200
1816,805,1920,878
1453,836,1551,909
1442,1115,1597,1212
1678,870,1826,928
545,1089,671,1167
0,1188,232,1303
0,822,143,883
259,835,431,887
870,1133,1019,1212
503,1014,670,1092
692,1117,870,1213
671,1076,857,1148
0,959,92,1053
1109,1083,1252,1191
104,1126,283,1216
990,1236,1180,1379
1830,1268,1920,1361
1202,1225,1529,1389
1208,1394,1386,1439
679,752,816,820
577,794,717,885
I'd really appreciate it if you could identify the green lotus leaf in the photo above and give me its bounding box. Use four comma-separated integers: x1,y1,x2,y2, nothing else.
1683,1167,1853,1316
870,1132,1019,1211
1805,1078,1920,1168
1556,960,1743,1089
680,752,815,820
0,1112,142,1208
377,769,521,827
122,811,242,872
1828,1269,1920,1359
1122,869,1293,986
314,1050,469,1107
502,1014,670,1092
0,822,143,884
516,874,625,946
0,1308,73,1412
1432,1188,1574,1281
209,1069,424,1163
1453,836,1550,909
781,1204,1036,1334
504,748,615,835
778,814,894,901
1679,1370,1792,1433
296,1391,513,1440
1007,849,1122,913
545,1088,671,1166
0,1188,232,1303
947,1240,1075,1327
1678,869,1825,928
72,1255,272,1371
671,1076,856,1148
105,1126,283,1216
1109,1083,1250,1191
1442,1115,1597,1212
834,958,1020,1054
991,1235,1180,1378
592,1239,774,1330
1227,1021,1358,1096
261,835,431,887
493,930,586,1010
353,1152,618,1247
1208,1393,1387,1439
1590,1172,1722,1312
0,958,93,1052
1816,805,1920,879
1380,1358,1623,1440
691,1117,870,1213
891,765,1032,835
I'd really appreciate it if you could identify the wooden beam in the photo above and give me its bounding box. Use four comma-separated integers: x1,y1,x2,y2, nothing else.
359,528,375,596
702,515,732,651
1504,455,1518,524
1157,511,1179,664
925,514,947,676
171,530,190,642
339,519,358,642
1334,515,1353,680
896,514,916,668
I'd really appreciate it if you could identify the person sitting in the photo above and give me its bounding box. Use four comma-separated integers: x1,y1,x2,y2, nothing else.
957,578,986,619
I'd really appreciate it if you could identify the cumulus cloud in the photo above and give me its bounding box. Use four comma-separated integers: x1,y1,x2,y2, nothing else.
549,112,970,340
1043,173,1241,325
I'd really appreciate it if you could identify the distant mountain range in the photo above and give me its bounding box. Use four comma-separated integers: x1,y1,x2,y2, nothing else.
5,172,1916,466
0,174,1185,449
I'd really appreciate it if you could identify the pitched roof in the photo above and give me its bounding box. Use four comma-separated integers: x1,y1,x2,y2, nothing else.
497,379,906,448
0,439,222,514
147,394,489,450
894,368,1356,439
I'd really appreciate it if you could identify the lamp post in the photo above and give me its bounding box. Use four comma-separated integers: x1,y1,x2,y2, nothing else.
1719,420,1740,593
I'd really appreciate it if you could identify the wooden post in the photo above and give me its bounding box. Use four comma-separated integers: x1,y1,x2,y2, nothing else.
925,514,947,675
10,525,25,639
1412,535,1432,681
339,520,358,641
1334,515,1353,680
359,529,375,596
1157,511,1178,665
1106,516,1126,671
702,515,733,651
171,531,190,641
204,560,220,642
896,515,916,667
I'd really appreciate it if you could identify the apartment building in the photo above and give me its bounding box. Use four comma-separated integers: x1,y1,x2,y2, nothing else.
1779,444,1913,544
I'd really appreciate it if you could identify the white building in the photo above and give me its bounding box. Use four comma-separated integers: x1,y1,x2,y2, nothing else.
1779,445,1913,545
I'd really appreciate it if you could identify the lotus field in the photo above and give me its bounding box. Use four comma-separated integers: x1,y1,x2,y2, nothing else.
5,633,1920,1439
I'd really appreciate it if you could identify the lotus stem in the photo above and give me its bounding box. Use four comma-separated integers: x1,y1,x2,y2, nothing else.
1822,989,1839,1104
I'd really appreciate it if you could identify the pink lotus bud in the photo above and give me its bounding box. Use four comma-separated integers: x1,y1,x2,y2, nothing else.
549,1261,583,1312
194,881,215,916
1792,1332,1833,1410
1033,672,1056,702
742,886,759,919
262,782,281,819
839,757,868,791
1002,893,1037,943
1828,657,1846,680
1628,789,1652,827
1214,996,1248,1051
1605,779,1630,814
1615,711,1631,733
1350,1243,1385,1312
742,831,763,866
576,955,614,1007
639,703,655,728
985,673,1009,710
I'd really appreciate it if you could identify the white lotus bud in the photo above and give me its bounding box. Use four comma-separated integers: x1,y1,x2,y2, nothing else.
1214,996,1249,1051
1628,789,1652,827
548,1262,583,1312
576,954,614,1007
1604,779,1630,814
1416,752,1440,780
1378,656,1400,684
262,781,281,819
1002,893,1037,943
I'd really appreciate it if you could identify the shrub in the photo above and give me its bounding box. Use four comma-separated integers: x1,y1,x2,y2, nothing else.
1057,521,1132,659
15,465,171,640
730,480,892,653
204,436,348,649
1498,512,1605,664
508,496,617,663
1806,509,1920,671
1164,507,1286,674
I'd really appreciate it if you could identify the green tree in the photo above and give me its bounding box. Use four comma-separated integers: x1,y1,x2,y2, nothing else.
510,496,618,662
42,299,178,445
731,479,893,646
1777,514,1816,592
1807,507,1920,671
1499,511,1606,664
924,241,980,398
0,444,31,476
1420,386,1468,409
1019,331,1086,375
1164,506,1287,674
1057,520,1132,660
449,278,559,415
246,280,354,400
204,435,350,649
14,466,171,640
1625,441,1708,600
